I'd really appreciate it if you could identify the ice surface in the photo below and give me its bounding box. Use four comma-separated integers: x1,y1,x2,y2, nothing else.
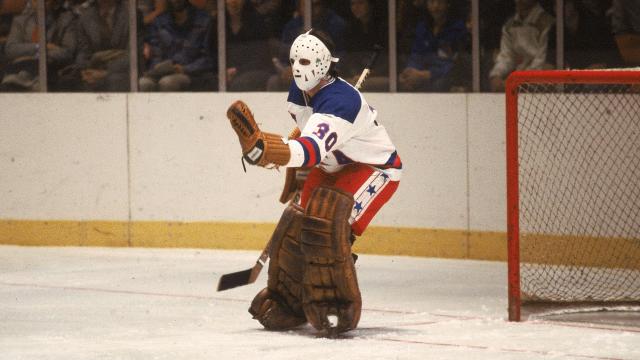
1,246,638,360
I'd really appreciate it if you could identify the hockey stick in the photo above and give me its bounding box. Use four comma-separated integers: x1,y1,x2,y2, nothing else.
354,44,383,90
216,208,291,292
217,244,269,291
216,203,297,291
216,46,384,292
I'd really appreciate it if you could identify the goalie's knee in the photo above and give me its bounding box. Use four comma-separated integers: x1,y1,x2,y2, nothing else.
301,186,355,263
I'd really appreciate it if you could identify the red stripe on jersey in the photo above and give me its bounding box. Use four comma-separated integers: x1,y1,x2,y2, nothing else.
297,137,318,167
375,151,402,170
392,154,402,169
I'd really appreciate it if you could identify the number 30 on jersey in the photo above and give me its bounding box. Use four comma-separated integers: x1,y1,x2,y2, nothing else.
312,123,338,152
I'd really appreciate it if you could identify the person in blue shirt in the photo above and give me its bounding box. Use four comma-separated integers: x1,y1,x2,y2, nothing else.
398,0,469,92
139,0,214,91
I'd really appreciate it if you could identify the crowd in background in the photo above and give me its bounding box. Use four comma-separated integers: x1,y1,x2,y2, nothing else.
0,0,637,93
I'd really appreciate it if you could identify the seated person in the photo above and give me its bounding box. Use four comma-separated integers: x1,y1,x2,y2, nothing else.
139,0,167,26
64,0,89,15
0,13,9,76
610,0,640,66
139,0,214,91
249,0,286,38
398,0,469,92
489,0,555,91
397,0,427,56
488,0,554,92
448,3,472,92
280,0,345,51
341,0,388,91
550,0,622,69
1,0,76,91
1,0,29,72
225,0,272,91
72,0,130,92
478,0,513,91
138,0,167,73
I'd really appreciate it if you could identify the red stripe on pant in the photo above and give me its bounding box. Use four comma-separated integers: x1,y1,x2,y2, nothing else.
300,164,399,236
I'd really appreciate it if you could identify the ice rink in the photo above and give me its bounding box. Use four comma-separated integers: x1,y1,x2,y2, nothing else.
1,245,638,360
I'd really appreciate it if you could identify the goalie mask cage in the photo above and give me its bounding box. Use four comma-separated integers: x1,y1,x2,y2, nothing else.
506,70,640,322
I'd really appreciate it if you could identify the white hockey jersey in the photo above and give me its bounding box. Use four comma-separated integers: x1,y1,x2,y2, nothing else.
285,77,402,181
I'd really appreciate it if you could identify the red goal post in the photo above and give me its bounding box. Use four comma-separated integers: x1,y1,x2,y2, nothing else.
506,69,640,322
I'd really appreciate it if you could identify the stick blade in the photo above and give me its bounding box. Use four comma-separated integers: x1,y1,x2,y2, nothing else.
217,268,254,291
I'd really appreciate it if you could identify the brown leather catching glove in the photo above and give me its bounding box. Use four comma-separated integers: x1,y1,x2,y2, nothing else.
227,100,291,168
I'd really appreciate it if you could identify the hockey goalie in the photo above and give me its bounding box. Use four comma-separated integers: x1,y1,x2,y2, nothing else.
227,29,402,335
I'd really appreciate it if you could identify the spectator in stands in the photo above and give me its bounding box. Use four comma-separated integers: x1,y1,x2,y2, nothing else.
0,15,13,56
250,0,284,38
448,1,472,92
397,0,426,62
0,0,76,91
1,0,28,74
549,0,621,69
478,0,513,90
610,0,640,66
266,0,345,91
341,0,388,91
63,0,89,16
0,0,27,19
582,0,612,18
68,0,130,91
224,0,272,91
139,0,214,91
204,0,217,18
140,0,167,26
138,0,167,73
2,0,33,52
282,0,344,51
488,0,554,92
479,0,513,54
398,0,469,92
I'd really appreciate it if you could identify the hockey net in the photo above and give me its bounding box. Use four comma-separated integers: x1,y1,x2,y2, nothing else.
506,70,640,322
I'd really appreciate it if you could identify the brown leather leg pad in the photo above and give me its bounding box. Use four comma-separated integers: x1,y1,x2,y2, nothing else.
300,186,362,333
249,204,307,330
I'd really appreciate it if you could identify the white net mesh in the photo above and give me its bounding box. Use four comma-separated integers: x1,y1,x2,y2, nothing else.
517,81,640,303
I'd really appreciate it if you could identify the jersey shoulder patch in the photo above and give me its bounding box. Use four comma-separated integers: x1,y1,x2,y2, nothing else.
311,79,361,123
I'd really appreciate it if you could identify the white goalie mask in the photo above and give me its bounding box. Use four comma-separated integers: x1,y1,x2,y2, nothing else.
289,31,339,91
